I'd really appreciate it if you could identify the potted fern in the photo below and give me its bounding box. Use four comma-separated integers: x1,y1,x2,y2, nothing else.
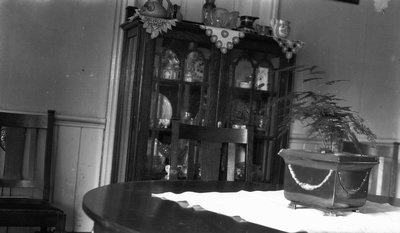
277,66,379,215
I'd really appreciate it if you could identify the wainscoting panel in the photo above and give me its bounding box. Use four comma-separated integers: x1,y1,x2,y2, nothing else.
53,125,81,231
0,112,105,233
0,115,105,233
73,127,103,231
53,116,105,232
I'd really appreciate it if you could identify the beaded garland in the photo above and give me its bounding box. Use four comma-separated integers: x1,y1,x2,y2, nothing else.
200,25,245,54
288,164,333,191
273,37,305,59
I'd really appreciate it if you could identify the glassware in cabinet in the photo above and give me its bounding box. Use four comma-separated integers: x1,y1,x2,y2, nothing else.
147,38,211,179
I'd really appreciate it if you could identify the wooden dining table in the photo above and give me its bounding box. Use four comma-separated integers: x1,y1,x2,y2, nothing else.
82,180,400,233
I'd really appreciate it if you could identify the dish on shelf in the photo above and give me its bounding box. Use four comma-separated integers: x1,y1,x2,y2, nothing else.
157,94,172,128
239,81,251,89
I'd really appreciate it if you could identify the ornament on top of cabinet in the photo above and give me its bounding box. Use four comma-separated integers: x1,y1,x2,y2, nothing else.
202,0,216,25
130,8,178,39
270,18,305,59
140,0,167,18
255,24,272,36
238,15,259,33
205,8,239,29
166,0,183,21
200,25,245,54
273,37,304,60
270,19,291,39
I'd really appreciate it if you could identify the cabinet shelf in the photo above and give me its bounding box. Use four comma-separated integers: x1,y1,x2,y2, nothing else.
158,79,207,87
183,81,205,86
254,132,276,140
157,79,180,84
149,127,172,133
233,87,275,97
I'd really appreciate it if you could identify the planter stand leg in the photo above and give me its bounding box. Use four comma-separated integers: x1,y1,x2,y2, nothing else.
327,210,337,217
288,200,363,216
288,202,297,209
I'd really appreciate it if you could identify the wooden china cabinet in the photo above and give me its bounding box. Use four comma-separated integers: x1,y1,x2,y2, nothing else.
111,17,295,184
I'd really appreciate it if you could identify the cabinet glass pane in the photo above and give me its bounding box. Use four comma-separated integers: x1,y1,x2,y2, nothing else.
180,84,204,124
147,37,211,180
227,47,284,182
228,48,282,130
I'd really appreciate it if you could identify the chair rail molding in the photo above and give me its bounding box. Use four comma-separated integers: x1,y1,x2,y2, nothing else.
56,114,106,129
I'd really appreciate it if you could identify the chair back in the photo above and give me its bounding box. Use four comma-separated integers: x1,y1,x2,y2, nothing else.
170,120,254,181
0,110,55,202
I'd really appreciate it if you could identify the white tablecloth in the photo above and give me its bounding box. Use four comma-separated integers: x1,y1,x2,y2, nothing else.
152,190,400,233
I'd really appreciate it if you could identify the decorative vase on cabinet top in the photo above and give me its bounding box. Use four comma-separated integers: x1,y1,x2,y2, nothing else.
202,0,216,25
140,0,167,18
238,16,259,32
270,19,291,38
205,8,239,29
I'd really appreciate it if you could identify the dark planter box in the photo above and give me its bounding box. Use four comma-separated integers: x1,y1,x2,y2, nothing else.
278,149,379,213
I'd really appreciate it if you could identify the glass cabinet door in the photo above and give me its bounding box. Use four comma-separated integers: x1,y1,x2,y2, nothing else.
147,38,211,180
112,27,141,183
226,47,283,182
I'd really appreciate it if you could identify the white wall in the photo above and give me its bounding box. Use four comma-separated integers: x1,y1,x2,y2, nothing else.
279,0,400,197
279,0,400,143
0,0,116,117
0,0,119,231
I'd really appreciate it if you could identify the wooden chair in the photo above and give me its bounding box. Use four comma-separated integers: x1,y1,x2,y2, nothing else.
170,120,254,181
0,110,66,232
